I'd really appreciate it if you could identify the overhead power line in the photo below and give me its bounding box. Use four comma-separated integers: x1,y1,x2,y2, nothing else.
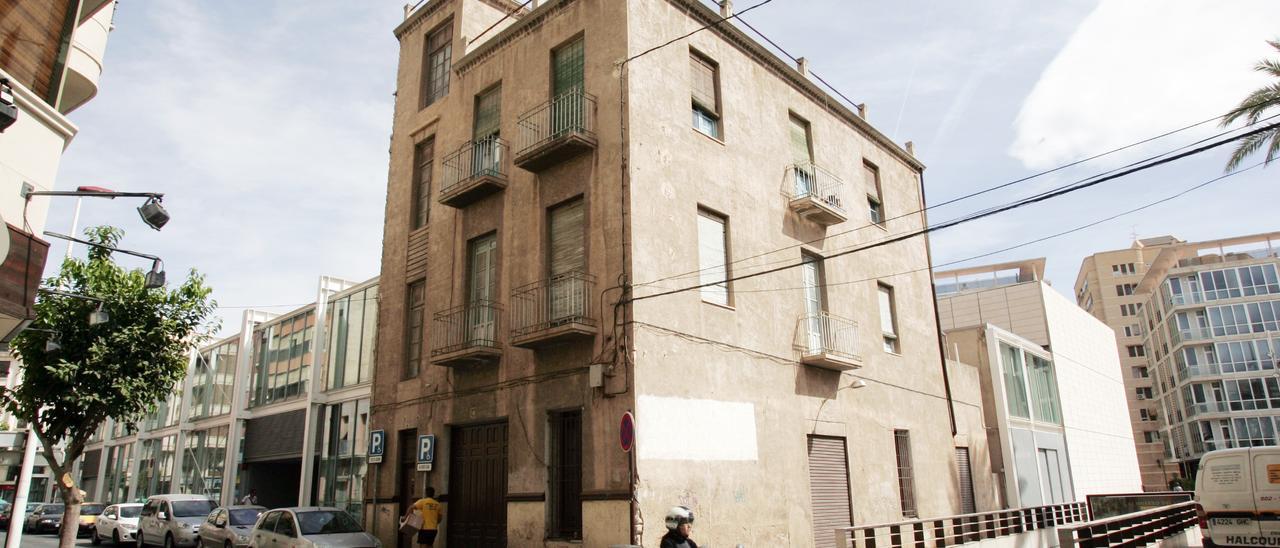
635,111,1276,289
623,0,779,64
625,121,1280,304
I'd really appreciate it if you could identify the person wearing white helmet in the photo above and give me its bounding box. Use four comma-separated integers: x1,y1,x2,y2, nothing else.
660,506,698,548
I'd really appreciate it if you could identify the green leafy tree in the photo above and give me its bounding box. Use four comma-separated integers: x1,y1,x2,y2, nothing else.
1223,38,1280,171
1,226,215,548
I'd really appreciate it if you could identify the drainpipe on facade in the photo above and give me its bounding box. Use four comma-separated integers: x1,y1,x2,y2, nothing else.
918,169,958,436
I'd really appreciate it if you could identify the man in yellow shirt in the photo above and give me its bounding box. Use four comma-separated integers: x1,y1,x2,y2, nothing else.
406,486,443,547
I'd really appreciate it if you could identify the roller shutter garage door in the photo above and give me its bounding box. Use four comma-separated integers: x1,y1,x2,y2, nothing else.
957,447,976,514
808,435,853,548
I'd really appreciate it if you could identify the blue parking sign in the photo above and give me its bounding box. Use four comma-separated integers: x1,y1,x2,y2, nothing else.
369,430,385,464
417,434,435,471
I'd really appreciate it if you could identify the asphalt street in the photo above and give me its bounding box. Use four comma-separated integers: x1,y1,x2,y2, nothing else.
0,530,99,547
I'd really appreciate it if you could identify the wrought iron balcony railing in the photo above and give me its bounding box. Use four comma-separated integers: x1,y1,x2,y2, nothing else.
431,300,503,364
515,90,597,170
785,162,847,225
439,137,509,207
795,312,861,370
511,272,597,348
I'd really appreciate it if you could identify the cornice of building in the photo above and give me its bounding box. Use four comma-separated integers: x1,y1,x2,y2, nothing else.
453,0,579,75
395,0,527,40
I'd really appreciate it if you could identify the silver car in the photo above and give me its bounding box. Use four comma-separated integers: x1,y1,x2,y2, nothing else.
93,503,142,545
198,505,264,548
248,507,380,548
136,494,218,548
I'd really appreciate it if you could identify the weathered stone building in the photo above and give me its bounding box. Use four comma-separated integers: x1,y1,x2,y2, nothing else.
371,1,974,546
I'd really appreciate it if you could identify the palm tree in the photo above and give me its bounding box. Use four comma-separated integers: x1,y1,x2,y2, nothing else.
1222,39,1280,172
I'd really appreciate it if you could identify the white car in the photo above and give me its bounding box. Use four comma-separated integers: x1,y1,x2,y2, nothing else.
248,507,380,548
93,503,142,546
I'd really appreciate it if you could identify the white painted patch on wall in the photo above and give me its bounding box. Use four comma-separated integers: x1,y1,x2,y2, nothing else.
636,395,758,461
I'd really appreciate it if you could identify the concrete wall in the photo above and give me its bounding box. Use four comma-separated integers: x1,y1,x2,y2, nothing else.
0,67,77,238
938,282,1049,347
1041,285,1143,498
623,1,956,545
947,357,1002,512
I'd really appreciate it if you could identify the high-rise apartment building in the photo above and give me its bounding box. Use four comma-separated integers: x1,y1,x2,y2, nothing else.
1129,232,1280,479
372,1,972,546
1074,236,1184,491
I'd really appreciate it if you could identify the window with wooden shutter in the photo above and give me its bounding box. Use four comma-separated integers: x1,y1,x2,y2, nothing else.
553,38,585,97
549,198,585,276
413,138,434,230
474,85,502,140
878,283,899,353
548,410,582,540
789,114,812,164
697,209,729,306
690,52,721,138
865,161,883,225
421,20,453,108
404,280,425,379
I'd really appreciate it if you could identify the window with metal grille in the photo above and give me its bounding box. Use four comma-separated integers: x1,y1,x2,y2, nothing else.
421,20,452,108
553,37,584,97
404,280,425,379
865,161,884,225
548,410,582,540
413,138,434,230
690,51,720,138
894,429,917,517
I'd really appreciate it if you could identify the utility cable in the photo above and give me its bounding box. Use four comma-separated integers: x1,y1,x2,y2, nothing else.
622,0,779,64
625,121,1280,303
468,0,534,45
637,111,1277,288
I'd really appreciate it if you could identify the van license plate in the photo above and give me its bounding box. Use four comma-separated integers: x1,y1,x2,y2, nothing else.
1212,517,1255,526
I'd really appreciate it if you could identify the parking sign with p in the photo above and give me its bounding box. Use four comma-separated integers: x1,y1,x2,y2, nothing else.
369,430,385,464
417,434,435,472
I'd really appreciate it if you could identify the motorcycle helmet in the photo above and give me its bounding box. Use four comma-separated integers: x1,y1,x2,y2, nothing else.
665,506,694,530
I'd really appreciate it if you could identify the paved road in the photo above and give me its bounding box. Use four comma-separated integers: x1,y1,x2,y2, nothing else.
0,530,99,547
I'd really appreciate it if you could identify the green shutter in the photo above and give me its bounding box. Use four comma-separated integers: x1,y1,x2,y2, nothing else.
789,115,811,164
474,86,502,140
553,38,585,97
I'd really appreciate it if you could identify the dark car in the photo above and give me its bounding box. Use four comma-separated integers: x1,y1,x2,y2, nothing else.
24,503,65,534
2,502,42,529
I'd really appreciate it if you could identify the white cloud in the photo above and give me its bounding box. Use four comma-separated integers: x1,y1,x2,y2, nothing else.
1009,0,1280,169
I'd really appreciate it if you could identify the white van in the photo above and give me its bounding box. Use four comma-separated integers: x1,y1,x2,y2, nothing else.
1197,447,1280,547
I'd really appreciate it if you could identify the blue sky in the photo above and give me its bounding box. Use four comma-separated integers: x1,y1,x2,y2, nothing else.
50,0,1280,336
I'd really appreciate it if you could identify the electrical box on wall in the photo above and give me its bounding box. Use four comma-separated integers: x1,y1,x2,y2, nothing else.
589,363,603,388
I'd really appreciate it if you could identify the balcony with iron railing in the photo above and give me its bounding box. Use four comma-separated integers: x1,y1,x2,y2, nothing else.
430,300,503,366
510,272,597,349
514,90,597,171
794,312,862,371
439,137,509,208
785,162,847,226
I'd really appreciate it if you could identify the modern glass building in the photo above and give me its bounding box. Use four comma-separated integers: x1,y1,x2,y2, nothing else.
76,277,376,516
1136,232,1280,477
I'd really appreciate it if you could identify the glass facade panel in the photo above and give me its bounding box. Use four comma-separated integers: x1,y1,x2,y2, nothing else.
180,425,229,501
145,385,183,431
135,435,178,499
251,310,315,406
315,398,369,524
1027,354,1063,425
102,442,134,504
191,339,237,420
1000,343,1031,419
326,286,378,391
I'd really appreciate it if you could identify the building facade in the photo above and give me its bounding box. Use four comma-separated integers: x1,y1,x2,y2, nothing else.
936,259,1142,502
0,0,117,504
1074,236,1186,490
372,1,972,547
77,277,378,516
1130,232,1280,479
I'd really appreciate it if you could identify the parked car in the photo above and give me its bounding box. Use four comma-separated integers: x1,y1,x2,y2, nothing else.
247,507,380,548
0,501,40,530
198,505,264,548
77,503,107,537
24,502,64,534
136,494,217,548
1197,446,1280,547
93,502,142,545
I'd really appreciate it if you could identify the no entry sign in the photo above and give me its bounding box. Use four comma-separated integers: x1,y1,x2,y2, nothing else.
620,411,635,453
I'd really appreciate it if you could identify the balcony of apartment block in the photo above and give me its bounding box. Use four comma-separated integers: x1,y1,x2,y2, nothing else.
438,137,509,208
514,90,597,172
785,162,847,226
794,312,862,371
1185,401,1230,418
0,227,49,342
59,0,116,114
1168,326,1213,348
510,272,597,349
1165,292,1206,311
430,300,503,366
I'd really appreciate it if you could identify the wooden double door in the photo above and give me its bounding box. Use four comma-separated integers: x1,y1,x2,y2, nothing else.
447,421,508,548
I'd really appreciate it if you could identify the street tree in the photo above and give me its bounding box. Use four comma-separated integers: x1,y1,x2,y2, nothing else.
1,226,215,548
1223,38,1280,171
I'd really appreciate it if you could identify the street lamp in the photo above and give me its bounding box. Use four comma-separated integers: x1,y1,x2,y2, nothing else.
20,185,170,231
42,232,166,289
36,288,109,326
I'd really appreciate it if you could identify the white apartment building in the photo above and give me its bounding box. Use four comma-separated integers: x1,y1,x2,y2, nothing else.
1133,232,1280,478
937,259,1142,502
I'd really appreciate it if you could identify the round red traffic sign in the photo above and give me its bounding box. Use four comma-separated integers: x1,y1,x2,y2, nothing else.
620,412,635,453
